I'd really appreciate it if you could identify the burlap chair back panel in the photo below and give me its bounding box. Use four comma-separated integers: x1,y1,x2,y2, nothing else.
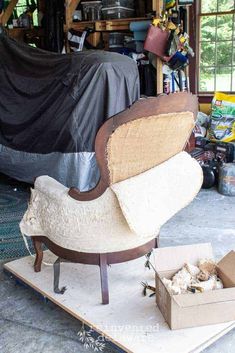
107,112,194,184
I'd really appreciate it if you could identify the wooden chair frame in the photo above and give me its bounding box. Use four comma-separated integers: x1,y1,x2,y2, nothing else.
32,92,198,304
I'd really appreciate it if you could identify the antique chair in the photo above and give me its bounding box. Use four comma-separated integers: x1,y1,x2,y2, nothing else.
20,92,203,304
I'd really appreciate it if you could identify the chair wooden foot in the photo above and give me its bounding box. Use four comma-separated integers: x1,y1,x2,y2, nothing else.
33,237,43,272
155,235,160,248
99,254,109,305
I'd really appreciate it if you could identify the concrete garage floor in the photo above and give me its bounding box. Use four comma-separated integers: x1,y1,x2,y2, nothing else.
0,188,235,353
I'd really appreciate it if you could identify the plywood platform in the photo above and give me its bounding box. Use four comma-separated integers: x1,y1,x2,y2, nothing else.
4,251,235,353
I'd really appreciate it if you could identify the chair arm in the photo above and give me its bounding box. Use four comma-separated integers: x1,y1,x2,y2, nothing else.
68,179,108,201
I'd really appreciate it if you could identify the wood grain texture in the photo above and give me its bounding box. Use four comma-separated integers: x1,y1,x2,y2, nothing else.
2,0,19,25
4,253,235,353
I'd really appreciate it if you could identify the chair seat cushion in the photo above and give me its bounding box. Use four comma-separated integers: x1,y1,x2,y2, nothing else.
111,152,203,237
20,177,155,253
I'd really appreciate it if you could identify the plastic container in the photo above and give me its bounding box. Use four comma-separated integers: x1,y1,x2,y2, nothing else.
81,1,102,21
125,40,144,53
102,0,134,8
218,163,235,196
130,20,151,41
102,6,135,19
109,32,125,48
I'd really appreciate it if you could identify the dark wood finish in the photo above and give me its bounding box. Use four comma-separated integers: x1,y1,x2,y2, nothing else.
33,238,44,272
32,236,158,304
198,95,214,104
69,92,198,202
32,236,157,266
188,0,197,95
1,0,19,26
189,2,235,99
32,92,198,304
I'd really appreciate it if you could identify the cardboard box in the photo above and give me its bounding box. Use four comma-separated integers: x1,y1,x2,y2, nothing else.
217,251,235,288
154,243,235,330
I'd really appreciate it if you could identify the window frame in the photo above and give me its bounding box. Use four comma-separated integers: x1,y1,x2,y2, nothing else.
189,0,235,99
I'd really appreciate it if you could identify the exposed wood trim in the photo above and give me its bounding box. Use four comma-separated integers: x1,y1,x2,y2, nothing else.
31,236,158,304
2,0,19,26
189,0,235,97
31,236,157,266
154,0,164,94
198,10,235,17
189,0,197,94
198,96,214,104
65,0,81,31
156,58,163,94
68,92,198,201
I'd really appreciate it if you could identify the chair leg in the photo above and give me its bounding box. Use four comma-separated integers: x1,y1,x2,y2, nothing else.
53,257,67,294
99,254,109,305
155,235,160,248
33,238,43,272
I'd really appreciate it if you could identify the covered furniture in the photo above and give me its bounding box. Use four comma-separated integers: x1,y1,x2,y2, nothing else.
0,30,139,190
20,92,203,304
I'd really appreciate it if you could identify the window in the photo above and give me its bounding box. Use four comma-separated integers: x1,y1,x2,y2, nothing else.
198,0,235,93
15,0,38,26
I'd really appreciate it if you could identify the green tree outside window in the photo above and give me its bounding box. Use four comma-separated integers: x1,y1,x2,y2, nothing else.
199,0,235,92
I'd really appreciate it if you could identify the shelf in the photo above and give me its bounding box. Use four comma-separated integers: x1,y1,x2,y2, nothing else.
70,17,149,32
64,0,164,94
7,27,44,40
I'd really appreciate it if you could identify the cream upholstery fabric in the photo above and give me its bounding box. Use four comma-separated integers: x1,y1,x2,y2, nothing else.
20,152,202,253
111,152,203,237
20,177,155,253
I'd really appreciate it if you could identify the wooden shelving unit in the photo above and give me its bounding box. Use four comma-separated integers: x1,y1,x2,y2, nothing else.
152,0,163,94
1,0,44,45
1,0,19,26
65,0,164,94
1,0,164,94
6,27,44,43
65,0,81,33
70,17,148,32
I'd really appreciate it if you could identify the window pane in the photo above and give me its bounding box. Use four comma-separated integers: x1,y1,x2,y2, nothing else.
200,42,216,66
233,42,235,65
217,15,233,41
216,67,232,91
216,42,233,66
218,0,235,12
199,67,215,91
201,0,217,13
200,16,216,42
234,15,235,40
232,67,235,91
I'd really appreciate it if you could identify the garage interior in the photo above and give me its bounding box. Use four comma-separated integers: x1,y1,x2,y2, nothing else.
0,1,235,353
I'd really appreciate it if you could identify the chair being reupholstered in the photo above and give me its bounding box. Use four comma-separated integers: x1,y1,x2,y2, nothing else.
20,92,203,304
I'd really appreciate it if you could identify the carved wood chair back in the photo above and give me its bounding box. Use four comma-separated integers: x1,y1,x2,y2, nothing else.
69,92,198,201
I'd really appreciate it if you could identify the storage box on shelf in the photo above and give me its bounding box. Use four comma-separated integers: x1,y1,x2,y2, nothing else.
109,32,125,48
81,1,102,21
101,6,135,20
102,0,134,8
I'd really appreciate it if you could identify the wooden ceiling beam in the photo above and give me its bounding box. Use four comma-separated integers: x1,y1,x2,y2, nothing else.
65,0,81,30
2,0,19,26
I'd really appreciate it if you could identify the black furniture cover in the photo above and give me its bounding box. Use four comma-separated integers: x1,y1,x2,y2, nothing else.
0,31,140,190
